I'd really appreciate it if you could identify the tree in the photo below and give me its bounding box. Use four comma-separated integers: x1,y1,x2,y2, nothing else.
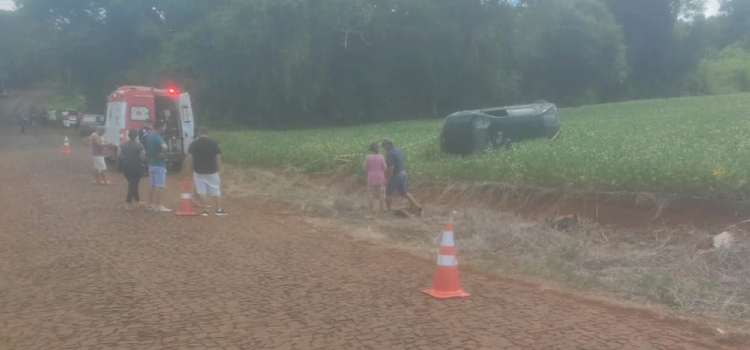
719,0,750,47
0,9,56,87
13,0,171,110
697,44,750,94
157,0,519,127
518,0,627,105
602,0,706,97
0,0,744,127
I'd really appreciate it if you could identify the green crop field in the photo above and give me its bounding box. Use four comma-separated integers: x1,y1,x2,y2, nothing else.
214,93,750,200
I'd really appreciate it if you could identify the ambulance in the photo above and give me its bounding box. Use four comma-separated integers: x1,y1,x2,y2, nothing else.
103,86,195,170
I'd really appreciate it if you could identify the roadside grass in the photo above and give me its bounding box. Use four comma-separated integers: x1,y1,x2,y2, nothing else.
222,165,750,332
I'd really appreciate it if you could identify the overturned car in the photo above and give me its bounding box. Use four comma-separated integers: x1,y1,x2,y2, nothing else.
440,102,560,155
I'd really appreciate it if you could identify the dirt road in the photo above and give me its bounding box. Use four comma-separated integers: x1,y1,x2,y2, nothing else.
0,128,743,350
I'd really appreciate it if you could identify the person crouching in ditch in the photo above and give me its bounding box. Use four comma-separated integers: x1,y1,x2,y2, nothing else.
363,142,387,216
381,138,422,215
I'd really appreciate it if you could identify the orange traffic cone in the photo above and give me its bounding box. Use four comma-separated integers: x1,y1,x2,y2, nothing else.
423,223,470,299
176,180,197,216
60,136,73,154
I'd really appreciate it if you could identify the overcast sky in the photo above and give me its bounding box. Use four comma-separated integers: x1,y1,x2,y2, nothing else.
0,0,12,11
0,0,724,16
705,0,721,16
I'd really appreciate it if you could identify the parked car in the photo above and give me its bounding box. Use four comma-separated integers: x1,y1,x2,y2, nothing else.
0,88,7,98
79,114,106,137
440,102,561,155
61,109,78,127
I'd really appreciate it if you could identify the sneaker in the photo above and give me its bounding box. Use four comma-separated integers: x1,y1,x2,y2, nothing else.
148,205,156,211
201,210,209,217
155,206,172,212
215,209,228,216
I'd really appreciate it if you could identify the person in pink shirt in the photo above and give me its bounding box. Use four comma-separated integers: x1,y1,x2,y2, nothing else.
362,142,387,215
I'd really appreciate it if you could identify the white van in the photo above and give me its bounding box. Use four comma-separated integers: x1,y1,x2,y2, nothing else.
104,86,195,170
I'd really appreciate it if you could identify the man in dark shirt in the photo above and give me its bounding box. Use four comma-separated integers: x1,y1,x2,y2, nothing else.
382,138,422,215
183,126,227,216
120,129,146,209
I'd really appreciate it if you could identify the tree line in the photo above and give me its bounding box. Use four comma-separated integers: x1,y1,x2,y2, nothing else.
1,0,749,128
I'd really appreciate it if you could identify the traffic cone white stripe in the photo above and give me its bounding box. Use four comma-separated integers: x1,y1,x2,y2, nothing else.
440,231,454,247
437,254,457,266
181,193,192,199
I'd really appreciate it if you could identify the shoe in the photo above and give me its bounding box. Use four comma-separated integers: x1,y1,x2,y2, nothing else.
215,209,228,216
155,206,172,212
201,210,209,217
148,205,156,211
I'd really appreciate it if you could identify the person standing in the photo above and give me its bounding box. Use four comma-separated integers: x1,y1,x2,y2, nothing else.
182,126,227,216
91,126,110,185
120,129,146,210
137,120,151,179
138,120,151,144
76,110,83,132
144,121,171,212
61,110,69,128
362,142,387,215
381,138,422,215
18,107,26,134
48,109,56,126
189,133,206,209
29,111,37,131
40,108,48,127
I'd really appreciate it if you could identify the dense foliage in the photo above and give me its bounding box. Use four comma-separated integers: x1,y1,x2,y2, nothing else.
1,0,750,128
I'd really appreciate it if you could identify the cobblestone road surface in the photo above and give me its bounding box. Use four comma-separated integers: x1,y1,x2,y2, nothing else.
0,128,743,350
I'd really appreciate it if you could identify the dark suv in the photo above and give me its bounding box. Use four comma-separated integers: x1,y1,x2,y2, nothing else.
441,102,561,155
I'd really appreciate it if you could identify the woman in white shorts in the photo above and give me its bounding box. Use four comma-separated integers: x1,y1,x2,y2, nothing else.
91,127,110,184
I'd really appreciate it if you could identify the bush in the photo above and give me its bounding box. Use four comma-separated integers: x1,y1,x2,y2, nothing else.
697,45,750,95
